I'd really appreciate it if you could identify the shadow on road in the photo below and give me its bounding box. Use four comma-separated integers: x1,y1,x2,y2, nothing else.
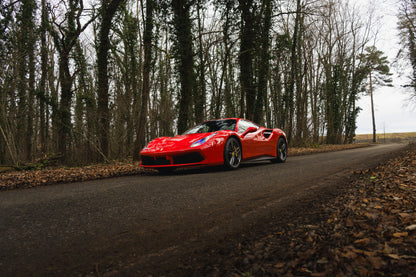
154,160,277,176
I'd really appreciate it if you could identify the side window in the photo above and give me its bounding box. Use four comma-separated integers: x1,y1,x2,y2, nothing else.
238,120,259,133
237,120,249,133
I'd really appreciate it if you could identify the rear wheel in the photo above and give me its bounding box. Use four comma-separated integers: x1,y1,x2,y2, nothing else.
273,137,287,163
223,137,241,170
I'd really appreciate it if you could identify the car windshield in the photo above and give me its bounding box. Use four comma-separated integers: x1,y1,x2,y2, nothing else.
183,119,237,134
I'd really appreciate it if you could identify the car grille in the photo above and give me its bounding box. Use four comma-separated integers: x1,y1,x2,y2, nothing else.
141,155,170,166
141,152,205,166
173,152,204,164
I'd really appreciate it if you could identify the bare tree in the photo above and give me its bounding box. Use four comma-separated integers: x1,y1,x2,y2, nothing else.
171,0,196,133
134,0,154,160
49,0,96,161
398,0,416,100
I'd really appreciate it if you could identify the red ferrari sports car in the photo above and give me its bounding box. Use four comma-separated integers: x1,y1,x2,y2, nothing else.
140,118,287,172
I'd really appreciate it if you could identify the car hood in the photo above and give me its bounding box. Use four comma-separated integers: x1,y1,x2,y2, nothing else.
142,133,216,153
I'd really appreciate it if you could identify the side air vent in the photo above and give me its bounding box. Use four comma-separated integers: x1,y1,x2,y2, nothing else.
263,130,273,139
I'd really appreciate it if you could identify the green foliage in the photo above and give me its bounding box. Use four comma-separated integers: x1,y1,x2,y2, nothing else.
359,46,393,89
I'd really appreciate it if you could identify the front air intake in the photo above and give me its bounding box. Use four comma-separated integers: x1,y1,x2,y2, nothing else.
173,152,204,164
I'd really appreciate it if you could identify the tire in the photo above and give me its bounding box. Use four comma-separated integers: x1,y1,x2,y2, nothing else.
223,137,242,170
273,137,287,163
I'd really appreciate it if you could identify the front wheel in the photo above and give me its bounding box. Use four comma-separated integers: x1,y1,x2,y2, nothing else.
273,137,287,163
223,137,242,170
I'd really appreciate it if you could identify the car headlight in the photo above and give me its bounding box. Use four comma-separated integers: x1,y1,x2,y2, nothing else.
191,133,217,147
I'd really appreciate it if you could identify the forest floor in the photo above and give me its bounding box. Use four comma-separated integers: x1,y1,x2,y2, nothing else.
0,143,370,191
178,143,416,276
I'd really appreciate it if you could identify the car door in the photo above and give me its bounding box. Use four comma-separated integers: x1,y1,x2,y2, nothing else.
238,120,265,159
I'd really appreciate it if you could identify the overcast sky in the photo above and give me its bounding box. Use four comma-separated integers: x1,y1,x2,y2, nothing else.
355,0,416,134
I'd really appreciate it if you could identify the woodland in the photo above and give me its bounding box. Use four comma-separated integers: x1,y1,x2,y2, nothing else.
0,0,415,166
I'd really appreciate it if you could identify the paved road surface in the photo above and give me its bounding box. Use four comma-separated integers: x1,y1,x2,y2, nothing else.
0,143,405,276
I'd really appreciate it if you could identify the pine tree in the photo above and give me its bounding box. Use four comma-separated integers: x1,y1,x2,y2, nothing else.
360,46,393,142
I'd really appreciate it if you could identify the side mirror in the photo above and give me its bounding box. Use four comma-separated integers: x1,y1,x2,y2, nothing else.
241,127,257,137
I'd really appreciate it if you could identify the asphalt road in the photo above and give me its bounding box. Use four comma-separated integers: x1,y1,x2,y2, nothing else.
0,143,406,276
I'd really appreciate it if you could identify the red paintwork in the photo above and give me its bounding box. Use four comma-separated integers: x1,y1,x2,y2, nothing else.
140,118,287,169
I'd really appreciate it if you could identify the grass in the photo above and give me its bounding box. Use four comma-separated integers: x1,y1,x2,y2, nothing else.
289,143,370,156
354,132,416,141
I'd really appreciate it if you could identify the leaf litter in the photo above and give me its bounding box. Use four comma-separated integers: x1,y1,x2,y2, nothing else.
0,162,146,190
181,143,416,276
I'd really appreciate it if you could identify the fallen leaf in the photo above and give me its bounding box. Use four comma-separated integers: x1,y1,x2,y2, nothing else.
316,258,328,264
346,217,354,227
405,224,416,231
387,254,400,260
358,266,369,276
274,263,285,268
383,242,393,254
367,256,383,269
393,232,408,238
353,231,365,238
364,251,376,257
311,273,326,277
354,238,371,246
341,249,357,259
399,213,410,218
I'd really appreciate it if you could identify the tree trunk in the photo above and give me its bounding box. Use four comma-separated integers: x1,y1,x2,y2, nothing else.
27,27,35,161
97,0,125,160
39,0,48,153
195,0,206,123
223,2,234,118
16,0,32,161
294,13,305,144
134,0,153,160
0,86,6,164
58,52,73,156
239,0,255,120
172,0,195,134
49,51,59,152
370,71,376,142
286,0,301,144
254,0,272,125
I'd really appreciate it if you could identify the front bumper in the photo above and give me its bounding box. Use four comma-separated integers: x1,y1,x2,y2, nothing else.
140,150,209,168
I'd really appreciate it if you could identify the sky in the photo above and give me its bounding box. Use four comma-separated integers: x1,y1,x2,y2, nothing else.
355,0,416,134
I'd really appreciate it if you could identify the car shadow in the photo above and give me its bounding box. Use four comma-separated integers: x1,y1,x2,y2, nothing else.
154,160,276,176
